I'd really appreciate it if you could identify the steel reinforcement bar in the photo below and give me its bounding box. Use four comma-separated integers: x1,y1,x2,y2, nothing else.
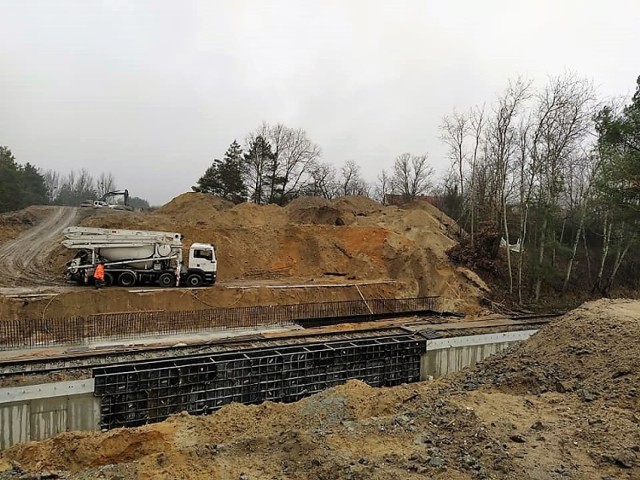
0,296,440,350
94,333,426,429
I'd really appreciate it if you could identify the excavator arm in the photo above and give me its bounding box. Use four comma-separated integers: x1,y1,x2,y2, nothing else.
98,189,130,206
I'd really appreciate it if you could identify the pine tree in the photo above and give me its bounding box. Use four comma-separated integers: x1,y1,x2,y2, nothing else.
0,147,48,212
0,146,21,212
592,75,640,294
193,140,248,204
19,163,48,206
243,136,275,204
596,75,640,216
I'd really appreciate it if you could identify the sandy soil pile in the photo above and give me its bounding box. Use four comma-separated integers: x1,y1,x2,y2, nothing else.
2,299,637,479
455,298,640,406
0,193,488,318
0,207,48,244
93,193,487,311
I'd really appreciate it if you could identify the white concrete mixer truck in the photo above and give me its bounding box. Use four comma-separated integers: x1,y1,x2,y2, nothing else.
62,227,217,288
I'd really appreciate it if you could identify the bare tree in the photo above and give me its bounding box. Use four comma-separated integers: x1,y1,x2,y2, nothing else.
339,160,369,196
440,110,468,218
531,73,596,301
305,162,339,199
55,169,97,205
514,117,537,303
96,172,117,197
250,122,321,205
391,153,434,200
374,169,391,204
42,169,61,204
467,105,486,245
562,150,597,291
486,77,532,294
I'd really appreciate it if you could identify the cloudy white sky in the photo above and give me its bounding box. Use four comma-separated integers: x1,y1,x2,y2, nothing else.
1,0,638,205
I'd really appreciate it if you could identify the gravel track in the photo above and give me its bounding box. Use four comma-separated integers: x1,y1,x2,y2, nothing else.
0,206,79,287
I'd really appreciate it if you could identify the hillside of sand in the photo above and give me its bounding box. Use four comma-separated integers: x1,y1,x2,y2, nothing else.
0,194,488,319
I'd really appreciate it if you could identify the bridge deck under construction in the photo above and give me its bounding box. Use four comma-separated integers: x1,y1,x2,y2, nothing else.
0,297,556,437
0,296,439,350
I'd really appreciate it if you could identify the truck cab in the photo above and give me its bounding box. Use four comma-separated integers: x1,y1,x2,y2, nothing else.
184,243,217,287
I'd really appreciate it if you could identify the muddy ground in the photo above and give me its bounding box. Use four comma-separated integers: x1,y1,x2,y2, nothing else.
1,298,638,479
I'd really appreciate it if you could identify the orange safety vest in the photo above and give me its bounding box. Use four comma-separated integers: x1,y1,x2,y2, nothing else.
94,264,105,280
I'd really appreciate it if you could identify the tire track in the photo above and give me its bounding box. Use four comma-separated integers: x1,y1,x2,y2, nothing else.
0,207,80,287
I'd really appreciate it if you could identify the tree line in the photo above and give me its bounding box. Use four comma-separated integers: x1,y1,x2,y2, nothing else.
0,146,48,213
439,73,640,302
193,122,434,205
0,148,149,213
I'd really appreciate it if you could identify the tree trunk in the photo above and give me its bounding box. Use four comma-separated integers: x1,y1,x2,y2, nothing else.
594,215,611,294
517,203,529,305
470,166,476,247
534,214,547,302
582,227,592,283
562,209,584,291
502,195,513,294
603,239,632,295
553,219,566,268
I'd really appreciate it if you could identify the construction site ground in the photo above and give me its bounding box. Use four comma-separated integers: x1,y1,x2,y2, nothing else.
0,194,486,320
0,194,638,479
0,299,637,479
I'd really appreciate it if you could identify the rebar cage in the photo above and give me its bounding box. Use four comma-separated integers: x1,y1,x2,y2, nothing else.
94,333,426,429
0,296,440,350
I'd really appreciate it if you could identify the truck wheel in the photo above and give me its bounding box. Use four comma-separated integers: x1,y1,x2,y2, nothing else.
118,271,136,287
104,273,114,287
186,274,202,287
158,272,175,288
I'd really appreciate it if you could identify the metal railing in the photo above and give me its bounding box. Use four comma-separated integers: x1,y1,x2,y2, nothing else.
0,296,440,350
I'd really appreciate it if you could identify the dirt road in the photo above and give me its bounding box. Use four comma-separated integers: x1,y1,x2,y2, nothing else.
0,206,79,287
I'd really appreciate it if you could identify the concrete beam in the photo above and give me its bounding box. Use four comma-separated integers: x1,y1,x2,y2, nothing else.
0,379,94,405
426,329,537,350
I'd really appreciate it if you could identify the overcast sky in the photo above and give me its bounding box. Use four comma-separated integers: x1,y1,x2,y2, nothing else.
1,0,639,205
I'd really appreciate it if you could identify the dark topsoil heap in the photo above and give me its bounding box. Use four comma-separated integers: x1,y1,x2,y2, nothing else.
2,299,638,479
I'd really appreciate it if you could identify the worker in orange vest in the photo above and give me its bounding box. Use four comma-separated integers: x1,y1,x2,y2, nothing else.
94,262,105,289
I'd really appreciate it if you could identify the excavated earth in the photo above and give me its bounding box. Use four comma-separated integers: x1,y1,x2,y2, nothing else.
1,196,639,479
0,299,638,479
0,194,488,319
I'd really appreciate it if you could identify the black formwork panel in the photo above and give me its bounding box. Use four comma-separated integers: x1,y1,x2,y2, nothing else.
93,334,426,430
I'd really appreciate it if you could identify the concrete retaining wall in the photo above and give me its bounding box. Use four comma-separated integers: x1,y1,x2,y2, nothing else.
0,379,99,450
421,330,537,379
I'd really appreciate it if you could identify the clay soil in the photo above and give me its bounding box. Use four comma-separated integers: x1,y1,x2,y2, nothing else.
0,298,637,479
0,194,489,319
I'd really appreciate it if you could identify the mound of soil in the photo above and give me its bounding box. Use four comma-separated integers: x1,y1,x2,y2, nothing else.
0,193,489,318
0,210,38,227
0,207,43,244
332,195,384,216
156,193,234,216
286,197,355,226
455,299,640,409
3,299,638,479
